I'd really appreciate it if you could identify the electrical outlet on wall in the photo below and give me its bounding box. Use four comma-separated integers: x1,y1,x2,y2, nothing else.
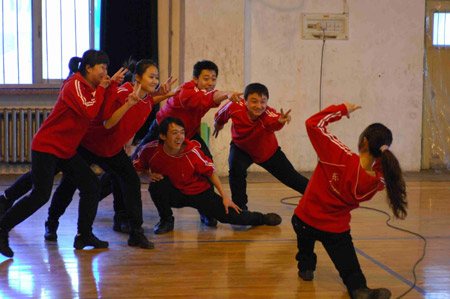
301,13,349,40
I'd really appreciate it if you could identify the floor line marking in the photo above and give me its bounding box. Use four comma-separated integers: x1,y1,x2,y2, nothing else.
355,247,426,295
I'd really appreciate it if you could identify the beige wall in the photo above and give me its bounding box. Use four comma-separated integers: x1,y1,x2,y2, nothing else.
162,0,425,175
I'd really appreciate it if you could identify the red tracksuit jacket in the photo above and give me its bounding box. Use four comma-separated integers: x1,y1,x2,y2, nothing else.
133,139,215,195
31,72,106,159
295,104,385,233
214,99,285,163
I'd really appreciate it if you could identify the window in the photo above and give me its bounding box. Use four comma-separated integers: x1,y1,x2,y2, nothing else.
0,0,101,86
433,12,450,46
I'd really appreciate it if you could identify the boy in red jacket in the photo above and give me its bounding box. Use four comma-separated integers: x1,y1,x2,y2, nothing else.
133,117,282,234
213,83,309,210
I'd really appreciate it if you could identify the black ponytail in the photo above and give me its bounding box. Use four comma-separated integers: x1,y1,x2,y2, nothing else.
67,49,109,79
381,149,407,219
67,57,83,78
360,123,408,219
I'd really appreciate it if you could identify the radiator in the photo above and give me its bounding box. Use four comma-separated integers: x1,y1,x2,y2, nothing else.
1,107,52,163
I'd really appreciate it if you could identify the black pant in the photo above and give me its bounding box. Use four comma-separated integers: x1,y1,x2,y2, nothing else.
291,214,367,294
148,178,265,225
48,146,143,231
132,119,213,160
0,150,100,234
228,143,309,209
1,166,124,214
2,172,35,201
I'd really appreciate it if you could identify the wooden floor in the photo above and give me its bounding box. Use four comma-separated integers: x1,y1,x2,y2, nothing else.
0,172,448,298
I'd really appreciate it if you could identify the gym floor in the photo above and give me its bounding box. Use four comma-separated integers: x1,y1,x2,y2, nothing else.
0,171,448,298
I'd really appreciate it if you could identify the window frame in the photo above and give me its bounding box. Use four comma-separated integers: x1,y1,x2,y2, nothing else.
0,0,97,89
432,11,450,48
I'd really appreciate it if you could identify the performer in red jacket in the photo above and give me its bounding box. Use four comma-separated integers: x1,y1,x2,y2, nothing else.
41,59,178,250
213,83,309,210
0,50,115,257
292,103,407,299
132,60,241,227
133,117,282,235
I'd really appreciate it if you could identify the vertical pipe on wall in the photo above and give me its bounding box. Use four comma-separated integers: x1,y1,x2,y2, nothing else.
27,108,32,162
11,109,17,163
244,0,252,86
179,0,185,83
168,0,172,77
3,109,9,163
19,109,24,162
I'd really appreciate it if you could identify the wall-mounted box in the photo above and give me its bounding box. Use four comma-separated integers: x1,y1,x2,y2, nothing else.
301,13,349,40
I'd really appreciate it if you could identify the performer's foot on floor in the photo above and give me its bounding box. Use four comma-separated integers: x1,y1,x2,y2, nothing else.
0,228,13,258
44,219,59,241
263,213,282,226
154,217,174,235
351,288,391,299
128,229,154,249
73,233,109,250
298,270,314,281
200,213,217,227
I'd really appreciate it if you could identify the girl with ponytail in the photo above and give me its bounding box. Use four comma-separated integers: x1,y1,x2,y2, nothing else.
292,103,407,299
0,49,126,258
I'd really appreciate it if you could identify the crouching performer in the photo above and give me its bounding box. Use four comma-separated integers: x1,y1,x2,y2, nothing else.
133,117,282,234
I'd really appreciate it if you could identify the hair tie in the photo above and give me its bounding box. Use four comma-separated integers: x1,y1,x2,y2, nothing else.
380,145,389,152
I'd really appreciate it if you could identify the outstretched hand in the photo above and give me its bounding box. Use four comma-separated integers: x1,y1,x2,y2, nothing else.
343,102,361,118
228,92,243,103
111,67,128,84
165,85,183,98
152,85,183,104
278,108,292,124
155,75,178,96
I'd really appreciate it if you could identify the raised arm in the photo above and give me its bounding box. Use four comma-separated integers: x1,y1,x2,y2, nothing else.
305,103,360,164
212,91,243,105
153,85,182,105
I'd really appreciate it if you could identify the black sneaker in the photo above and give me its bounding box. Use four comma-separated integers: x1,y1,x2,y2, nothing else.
200,213,217,227
73,233,109,250
44,219,59,241
112,212,130,234
0,195,12,217
128,229,155,249
263,213,282,226
0,228,13,258
112,220,130,234
298,270,314,281
154,217,174,235
351,288,392,299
